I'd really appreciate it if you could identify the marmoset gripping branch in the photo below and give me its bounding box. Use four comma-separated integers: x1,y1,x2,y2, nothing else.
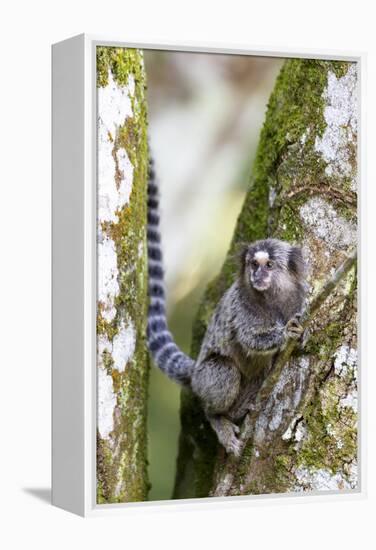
209,248,357,497
146,156,350,457
240,246,357,442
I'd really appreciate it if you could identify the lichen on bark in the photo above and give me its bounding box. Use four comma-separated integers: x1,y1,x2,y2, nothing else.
96,47,150,504
173,59,358,499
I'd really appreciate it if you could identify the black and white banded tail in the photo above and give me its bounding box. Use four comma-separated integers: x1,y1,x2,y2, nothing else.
147,157,194,385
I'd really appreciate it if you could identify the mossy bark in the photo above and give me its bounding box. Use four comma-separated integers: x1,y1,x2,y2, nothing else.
173,59,358,498
96,47,150,503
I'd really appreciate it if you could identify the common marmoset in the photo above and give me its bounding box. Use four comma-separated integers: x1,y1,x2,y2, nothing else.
147,158,307,456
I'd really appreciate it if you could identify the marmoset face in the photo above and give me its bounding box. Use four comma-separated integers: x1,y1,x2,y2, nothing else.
247,250,274,291
241,238,304,294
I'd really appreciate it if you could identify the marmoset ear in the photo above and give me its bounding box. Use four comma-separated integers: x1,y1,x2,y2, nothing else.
235,242,250,273
288,246,305,277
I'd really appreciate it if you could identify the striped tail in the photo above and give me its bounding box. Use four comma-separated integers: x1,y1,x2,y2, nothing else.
147,157,194,386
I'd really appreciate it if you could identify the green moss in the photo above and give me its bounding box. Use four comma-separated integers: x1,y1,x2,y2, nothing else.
96,305,118,340
102,349,114,374
255,60,328,183
305,321,344,358
97,46,146,89
276,203,305,242
298,381,357,478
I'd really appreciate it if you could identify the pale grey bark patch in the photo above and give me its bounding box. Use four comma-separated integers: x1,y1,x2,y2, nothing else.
315,64,357,189
299,197,356,251
97,363,117,439
253,356,310,445
294,464,357,491
97,69,138,443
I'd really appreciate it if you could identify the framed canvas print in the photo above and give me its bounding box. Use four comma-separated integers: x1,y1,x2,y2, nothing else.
52,34,364,516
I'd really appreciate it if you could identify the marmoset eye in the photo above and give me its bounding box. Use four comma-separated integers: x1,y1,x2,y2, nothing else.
266,261,273,269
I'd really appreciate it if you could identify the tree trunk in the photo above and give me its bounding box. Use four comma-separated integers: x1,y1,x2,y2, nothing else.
96,48,150,503
173,59,358,499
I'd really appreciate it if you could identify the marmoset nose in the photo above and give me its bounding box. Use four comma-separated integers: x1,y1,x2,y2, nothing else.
255,267,266,280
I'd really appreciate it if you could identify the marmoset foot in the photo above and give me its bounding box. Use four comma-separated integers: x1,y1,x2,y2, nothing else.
208,415,243,457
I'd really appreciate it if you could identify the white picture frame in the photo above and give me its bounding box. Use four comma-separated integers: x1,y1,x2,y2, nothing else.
52,33,366,517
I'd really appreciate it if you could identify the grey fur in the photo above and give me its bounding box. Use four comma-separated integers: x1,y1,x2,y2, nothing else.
147,157,307,456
